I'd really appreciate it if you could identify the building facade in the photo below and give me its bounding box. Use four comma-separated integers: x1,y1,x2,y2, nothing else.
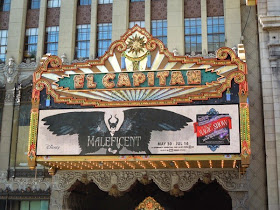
0,0,270,209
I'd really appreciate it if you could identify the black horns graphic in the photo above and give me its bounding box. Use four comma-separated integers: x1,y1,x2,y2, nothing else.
108,115,119,129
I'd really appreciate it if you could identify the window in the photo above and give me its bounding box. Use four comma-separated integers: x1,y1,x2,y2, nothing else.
151,20,167,46
97,23,112,57
20,200,49,210
48,0,61,8
45,26,59,55
75,25,90,59
207,16,225,52
98,0,113,4
0,0,10,11
185,18,202,54
24,28,38,59
79,0,91,5
0,30,8,64
29,0,40,9
130,0,144,1
129,21,145,28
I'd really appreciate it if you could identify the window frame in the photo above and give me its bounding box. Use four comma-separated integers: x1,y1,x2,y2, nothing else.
75,24,91,59
24,28,38,59
184,17,202,54
45,26,59,56
97,23,112,57
0,0,11,12
129,21,145,29
47,0,61,8
28,0,41,9
151,19,167,46
207,16,225,53
78,0,91,5
0,30,8,64
98,0,113,4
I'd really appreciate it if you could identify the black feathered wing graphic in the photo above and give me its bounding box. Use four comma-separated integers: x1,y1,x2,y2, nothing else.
42,108,193,155
116,108,192,153
42,112,109,154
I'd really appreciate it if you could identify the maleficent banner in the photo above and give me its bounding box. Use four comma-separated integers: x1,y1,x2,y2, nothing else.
36,105,240,155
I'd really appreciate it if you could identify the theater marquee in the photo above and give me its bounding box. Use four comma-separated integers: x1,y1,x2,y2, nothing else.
28,26,250,171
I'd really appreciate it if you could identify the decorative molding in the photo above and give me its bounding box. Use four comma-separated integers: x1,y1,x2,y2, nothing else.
151,0,167,20
51,169,246,193
0,11,9,30
46,8,60,27
259,15,280,30
26,9,40,28
18,61,38,69
4,89,14,104
129,1,145,21
0,170,52,195
184,0,201,18
97,3,112,24
3,58,18,84
207,0,224,17
49,169,248,210
76,5,91,25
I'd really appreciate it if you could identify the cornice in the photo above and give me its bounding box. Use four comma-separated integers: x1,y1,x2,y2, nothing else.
259,15,280,30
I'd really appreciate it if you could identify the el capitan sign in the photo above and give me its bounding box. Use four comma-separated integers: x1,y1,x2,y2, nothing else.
28,26,250,170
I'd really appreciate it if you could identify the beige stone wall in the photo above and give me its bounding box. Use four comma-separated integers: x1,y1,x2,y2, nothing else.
241,1,267,209
112,0,129,41
36,0,47,60
167,0,184,55
224,0,242,48
258,0,280,209
57,0,77,61
6,0,28,64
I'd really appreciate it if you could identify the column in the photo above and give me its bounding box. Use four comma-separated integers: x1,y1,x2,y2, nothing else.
112,0,129,41
201,0,208,55
167,0,184,55
89,0,98,59
224,0,241,48
6,0,28,64
57,0,78,61
36,0,48,60
0,85,15,171
145,0,151,33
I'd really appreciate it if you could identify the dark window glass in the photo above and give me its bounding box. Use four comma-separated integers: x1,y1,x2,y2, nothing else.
29,0,40,9
151,20,167,46
0,0,10,11
20,200,49,210
24,28,38,59
207,16,225,52
75,24,90,59
79,0,91,5
45,26,59,56
97,23,112,57
185,18,202,54
0,30,8,64
130,0,144,2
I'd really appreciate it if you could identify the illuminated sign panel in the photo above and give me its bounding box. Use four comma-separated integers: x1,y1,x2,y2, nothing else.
36,105,240,155
28,26,250,170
